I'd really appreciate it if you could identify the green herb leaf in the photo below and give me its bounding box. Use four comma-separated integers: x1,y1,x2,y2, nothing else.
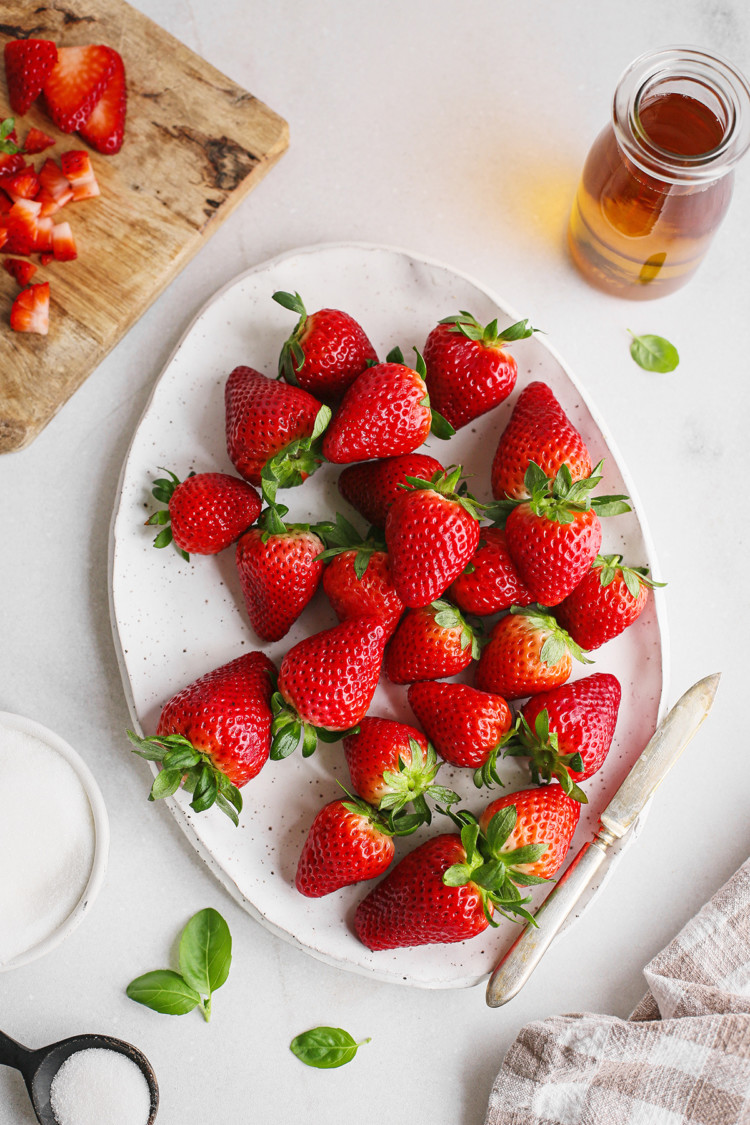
126,970,201,1016
290,1026,370,1069
179,907,233,998
628,332,679,373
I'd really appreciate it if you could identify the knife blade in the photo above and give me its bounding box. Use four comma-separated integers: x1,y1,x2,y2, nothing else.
485,672,720,1008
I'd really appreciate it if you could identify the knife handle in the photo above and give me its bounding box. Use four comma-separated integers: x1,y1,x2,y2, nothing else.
485,833,613,1007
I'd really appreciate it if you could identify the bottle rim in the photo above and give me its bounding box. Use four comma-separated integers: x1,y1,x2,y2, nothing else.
612,46,750,183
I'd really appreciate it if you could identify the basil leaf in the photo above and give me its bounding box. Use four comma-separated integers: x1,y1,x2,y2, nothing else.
290,1026,370,1069
179,908,232,997
126,970,201,1016
628,332,679,373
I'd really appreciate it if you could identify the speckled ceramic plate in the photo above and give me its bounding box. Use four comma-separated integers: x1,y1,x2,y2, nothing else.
109,242,669,989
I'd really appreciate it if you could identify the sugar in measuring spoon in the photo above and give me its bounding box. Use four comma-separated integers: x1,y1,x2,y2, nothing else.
0,1030,159,1125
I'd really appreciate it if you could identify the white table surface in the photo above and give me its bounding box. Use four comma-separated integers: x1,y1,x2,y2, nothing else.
2,3,749,1123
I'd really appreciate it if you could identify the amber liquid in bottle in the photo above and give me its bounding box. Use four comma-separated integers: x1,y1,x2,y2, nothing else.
568,92,734,297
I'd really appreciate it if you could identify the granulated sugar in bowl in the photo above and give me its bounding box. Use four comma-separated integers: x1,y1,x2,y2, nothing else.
50,1048,152,1125
0,712,110,971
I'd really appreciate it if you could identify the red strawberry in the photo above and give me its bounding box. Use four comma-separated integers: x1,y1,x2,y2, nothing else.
321,352,435,464
423,312,535,430
337,452,444,529
491,381,593,501
22,127,55,155
385,600,480,684
3,167,40,201
354,811,541,950
273,290,378,401
475,605,591,701
554,554,664,650
407,680,512,782
51,220,76,261
224,364,331,491
43,44,117,133
448,527,534,616
272,617,387,757
146,467,261,559
507,672,622,800
4,198,40,255
322,548,404,640
3,257,37,286
385,466,482,607
4,39,58,116
235,505,324,642
502,461,630,606
126,651,276,823
59,150,100,200
0,122,24,179
343,716,456,819
10,281,49,335
36,158,74,215
295,797,396,897
78,48,127,154
479,785,581,879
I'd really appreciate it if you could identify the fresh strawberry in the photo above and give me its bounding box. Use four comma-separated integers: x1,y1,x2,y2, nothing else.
354,811,542,950
78,48,127,154
407,680,512,785
554,554,664,650
59,150,99,200
491,381,593,501
295,796,396,897
479,785,581,879
448,526,534,615
3,167,40,201
271,616,387,757
475,604,591,701
35,158,74,215
145,467,261,559
34,216,54,254
343,717,457,820
4,198,40,255
272,290,378,401
385,599,481,684
224,364,331,492
500,461,630,606
316,515,404,639
51,219,77,261
4,39,58,116
385,465,482,607
0,120,25,179
22,127,55,155
337,452,444,529
43,44,117,133
506,672,622,800
321,351,439,464
235,504,325,642
10,281,49,335
126,651,276,823
423,312,535,430
3,257,37,286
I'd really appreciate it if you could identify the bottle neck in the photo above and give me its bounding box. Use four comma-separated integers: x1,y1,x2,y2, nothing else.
612,46,750,185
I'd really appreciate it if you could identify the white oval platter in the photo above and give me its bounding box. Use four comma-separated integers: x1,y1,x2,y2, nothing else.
109,242,669,990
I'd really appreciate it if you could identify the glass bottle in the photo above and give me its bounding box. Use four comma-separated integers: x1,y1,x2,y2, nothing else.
567,47,750,298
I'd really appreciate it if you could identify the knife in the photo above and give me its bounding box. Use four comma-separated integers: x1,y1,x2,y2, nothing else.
485,672,721,1008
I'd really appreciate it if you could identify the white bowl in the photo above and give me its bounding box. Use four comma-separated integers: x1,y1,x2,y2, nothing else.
0,711,110,972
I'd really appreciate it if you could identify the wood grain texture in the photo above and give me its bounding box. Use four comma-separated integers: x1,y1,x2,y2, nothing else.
0,0,289,452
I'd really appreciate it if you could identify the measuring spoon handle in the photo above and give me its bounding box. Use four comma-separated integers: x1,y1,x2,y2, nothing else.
0,1029,36,1081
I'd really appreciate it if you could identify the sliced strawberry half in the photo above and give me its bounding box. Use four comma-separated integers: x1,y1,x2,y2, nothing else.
3,257,38,286
10,281,50,335
43,44,117,133
60,150,100,200
78,48,126,154
4,39,59,116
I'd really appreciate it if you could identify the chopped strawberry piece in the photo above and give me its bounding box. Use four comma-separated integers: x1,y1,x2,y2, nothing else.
4,198,41,256
34,216,54,253
3,257,38,286
39,252,54,265
23,127,56,155
4,39,58,116
52,220,77,261
35,158,75,216
42,44,117,133
3,167,41,201
10,282,50,335
0,145,26,179
78,48,127,154
0,194,12,215
60,150,100,200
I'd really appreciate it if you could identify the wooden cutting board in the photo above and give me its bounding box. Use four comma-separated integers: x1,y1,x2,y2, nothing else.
0,0,289,453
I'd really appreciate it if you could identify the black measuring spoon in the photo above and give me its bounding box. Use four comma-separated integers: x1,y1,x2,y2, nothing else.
0,1029,159,1124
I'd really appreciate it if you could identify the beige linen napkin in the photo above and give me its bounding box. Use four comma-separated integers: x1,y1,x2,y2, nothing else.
484,857,750,1125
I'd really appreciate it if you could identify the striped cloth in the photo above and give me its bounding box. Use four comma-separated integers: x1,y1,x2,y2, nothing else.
485,858,750,1125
